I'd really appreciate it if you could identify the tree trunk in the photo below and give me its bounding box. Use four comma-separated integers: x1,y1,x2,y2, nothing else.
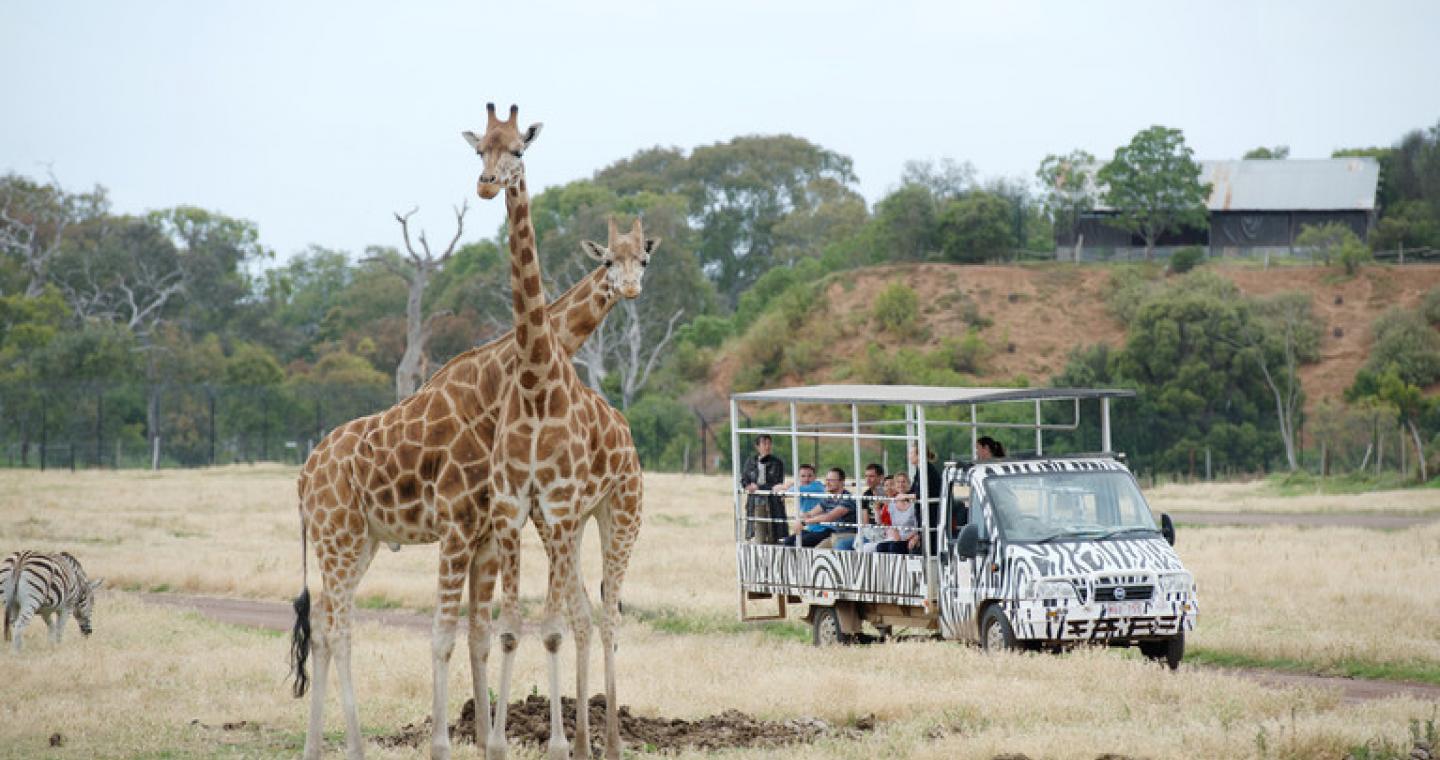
394,268,428,400
1407,418,1428,482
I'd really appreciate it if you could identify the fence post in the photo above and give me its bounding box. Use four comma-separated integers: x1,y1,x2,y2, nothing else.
39,402,47,472
262,391,270,462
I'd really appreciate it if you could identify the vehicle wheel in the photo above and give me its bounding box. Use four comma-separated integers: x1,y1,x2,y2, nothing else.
811,606,853,647
980,606,1020,652
1139,634,1184,670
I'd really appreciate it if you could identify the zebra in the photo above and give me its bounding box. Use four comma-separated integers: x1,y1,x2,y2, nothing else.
1,550,103,653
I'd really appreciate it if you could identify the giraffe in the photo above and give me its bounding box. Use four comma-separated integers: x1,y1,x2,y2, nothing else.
287,122,652,760
470,103,646,760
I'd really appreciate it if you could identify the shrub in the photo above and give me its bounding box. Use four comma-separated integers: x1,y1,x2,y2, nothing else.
1422,287,1440,327
1169,246,1206,274
872,282,919,334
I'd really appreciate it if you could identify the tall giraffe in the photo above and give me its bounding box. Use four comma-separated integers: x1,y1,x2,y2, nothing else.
473,104,646,760
287,116,651,760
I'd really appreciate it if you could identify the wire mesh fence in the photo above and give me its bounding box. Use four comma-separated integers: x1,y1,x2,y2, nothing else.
0,381,394,470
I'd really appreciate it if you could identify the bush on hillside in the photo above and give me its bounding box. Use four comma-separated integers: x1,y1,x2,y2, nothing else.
1423,287,1440,327
872,282,919,334
1357,307,1440,387
1169,246,1206,275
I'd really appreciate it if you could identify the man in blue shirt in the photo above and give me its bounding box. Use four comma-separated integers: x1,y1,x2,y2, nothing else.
790,463,825,517
781,466,855,548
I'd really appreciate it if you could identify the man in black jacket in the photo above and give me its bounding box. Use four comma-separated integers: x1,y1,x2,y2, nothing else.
740,435,787,543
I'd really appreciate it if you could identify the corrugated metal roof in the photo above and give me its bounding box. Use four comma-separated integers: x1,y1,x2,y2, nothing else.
1201,158,1378,211
1088,157,1379,213
731,384,1136,406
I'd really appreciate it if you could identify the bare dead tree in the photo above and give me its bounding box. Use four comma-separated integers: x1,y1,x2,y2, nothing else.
572,303,684,410
0,171,105,297
366,202,468,400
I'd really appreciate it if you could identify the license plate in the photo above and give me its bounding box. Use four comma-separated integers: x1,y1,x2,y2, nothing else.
1104,601,1148,618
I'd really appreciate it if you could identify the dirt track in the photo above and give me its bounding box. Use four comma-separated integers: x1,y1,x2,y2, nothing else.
140,592,1440,706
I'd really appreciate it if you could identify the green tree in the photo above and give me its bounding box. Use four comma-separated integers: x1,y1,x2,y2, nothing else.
866,183,939,262
1294,222,1370,274
1348,365,1433,481
1357,307,1440,387
1103,272,1281,473
1225,291,1322,471
1243,145,1290,160
669,135,858,304
1097,126,1211,261
936,191,1014,263
1370,200,1440,253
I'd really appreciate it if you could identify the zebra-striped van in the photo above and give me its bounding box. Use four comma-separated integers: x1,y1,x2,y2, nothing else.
729,385,1196,668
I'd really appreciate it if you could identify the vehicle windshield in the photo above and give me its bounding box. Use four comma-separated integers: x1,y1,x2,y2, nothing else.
983,471,1157,541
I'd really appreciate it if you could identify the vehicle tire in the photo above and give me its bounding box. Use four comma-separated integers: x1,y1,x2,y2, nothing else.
979,606,1020,652
811,606,853,647
1139,634,1184,670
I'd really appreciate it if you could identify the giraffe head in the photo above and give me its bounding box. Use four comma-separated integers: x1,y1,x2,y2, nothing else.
461,103,543,200
581,217,660,300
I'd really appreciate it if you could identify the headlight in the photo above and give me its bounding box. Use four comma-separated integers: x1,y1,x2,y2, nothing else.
1028,579,1077,599
1159,572,1194,595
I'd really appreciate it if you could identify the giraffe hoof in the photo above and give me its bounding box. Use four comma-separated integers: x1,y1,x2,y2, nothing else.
430,741,450,760
546,738,571,760
486,740,509,760
388,542,401,552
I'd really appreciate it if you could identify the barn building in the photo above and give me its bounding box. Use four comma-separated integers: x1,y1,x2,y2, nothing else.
1060,157,1380,260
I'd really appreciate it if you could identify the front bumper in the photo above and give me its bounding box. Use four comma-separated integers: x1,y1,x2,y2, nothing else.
1011,598,1197,642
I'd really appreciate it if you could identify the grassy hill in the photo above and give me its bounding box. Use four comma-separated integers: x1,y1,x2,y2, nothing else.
704,261,1440,410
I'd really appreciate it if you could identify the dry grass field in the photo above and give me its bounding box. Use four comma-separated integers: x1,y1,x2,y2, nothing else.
1147,479,1440,515
1,466,1438,759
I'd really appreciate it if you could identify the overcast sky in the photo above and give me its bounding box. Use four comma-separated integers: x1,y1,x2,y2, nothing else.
4,0,1438,262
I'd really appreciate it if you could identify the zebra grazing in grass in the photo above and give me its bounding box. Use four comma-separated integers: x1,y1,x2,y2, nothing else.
1,550,103,653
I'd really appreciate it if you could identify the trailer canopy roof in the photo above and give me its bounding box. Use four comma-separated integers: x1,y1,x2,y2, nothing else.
730,384,1135,406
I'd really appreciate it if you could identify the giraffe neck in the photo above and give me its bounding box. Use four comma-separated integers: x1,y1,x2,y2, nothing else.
504,177,557,377
554,267,616,356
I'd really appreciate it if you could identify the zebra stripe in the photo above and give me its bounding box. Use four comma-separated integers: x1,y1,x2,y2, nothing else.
1,550,101,653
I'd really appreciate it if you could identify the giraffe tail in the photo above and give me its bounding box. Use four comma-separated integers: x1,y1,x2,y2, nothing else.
289,516,312,698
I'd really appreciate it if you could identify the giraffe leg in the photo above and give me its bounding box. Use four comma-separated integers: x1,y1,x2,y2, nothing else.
567,525,595,760
598,495,640,760
466,537,497,751
487,495,526,760
321,539,378,760
304,593,333,760
540,520,578,760
429,528,469,760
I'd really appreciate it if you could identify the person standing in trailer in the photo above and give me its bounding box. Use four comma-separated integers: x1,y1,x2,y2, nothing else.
740,434,787,544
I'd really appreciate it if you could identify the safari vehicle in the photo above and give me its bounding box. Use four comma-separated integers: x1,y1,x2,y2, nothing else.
728,385,1196,668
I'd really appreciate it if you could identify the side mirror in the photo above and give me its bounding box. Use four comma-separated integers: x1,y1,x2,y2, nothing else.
1160,513,1175,546
957,523,985,560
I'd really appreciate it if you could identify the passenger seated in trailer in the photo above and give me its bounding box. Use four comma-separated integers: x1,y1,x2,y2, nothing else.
976,435,1006,460
781,467,855,548
827,462,884,550
872,470,921,554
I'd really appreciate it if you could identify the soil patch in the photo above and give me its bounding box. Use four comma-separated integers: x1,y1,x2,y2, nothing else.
375,694,873,753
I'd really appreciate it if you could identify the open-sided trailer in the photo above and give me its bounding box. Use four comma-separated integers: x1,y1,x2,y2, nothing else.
729,385,1197,667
